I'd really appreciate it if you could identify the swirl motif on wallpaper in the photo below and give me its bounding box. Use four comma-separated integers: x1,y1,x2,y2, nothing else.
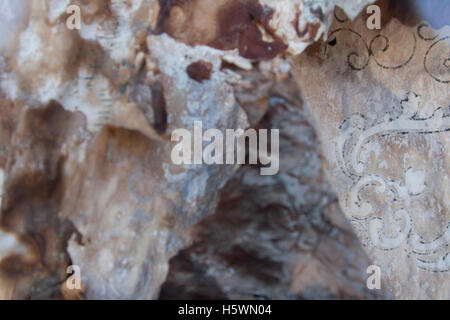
326,20,450,84
336,91,450,272
326,16,450,272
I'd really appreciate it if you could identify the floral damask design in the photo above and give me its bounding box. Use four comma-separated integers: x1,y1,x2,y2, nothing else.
325,14,450,273
337,92,450,272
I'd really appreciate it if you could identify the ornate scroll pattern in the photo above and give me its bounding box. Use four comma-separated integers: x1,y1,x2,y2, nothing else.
326,20,450,84
338,93,450,178
337,92,450,273
325,28,416,71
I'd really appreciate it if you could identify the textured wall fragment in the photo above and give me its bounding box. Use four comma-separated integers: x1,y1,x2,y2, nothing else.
293,3,450,298
161,74,385,300
1,0,425,300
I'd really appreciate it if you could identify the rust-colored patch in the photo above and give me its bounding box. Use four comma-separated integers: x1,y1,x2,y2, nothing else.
156,0,287,60
210,0,287,60
186,61,213,83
